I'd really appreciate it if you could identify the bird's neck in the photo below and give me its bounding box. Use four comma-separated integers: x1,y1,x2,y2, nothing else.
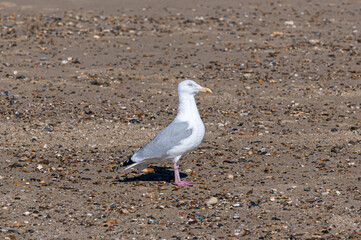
176,93,201,121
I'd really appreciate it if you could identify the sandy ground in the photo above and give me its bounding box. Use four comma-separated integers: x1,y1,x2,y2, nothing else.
0,0,360,239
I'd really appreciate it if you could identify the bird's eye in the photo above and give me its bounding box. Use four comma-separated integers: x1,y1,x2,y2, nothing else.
187,83,193,87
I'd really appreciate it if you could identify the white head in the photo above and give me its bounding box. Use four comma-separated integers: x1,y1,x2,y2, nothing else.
177,80,212,95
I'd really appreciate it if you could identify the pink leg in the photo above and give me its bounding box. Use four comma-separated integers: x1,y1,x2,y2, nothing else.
173,162,193,186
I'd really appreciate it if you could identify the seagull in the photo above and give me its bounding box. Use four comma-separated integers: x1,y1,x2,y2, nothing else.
120,80,212,186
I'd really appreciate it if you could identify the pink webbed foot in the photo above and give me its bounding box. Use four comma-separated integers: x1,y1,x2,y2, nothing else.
174,179,194,186
173,162,194,186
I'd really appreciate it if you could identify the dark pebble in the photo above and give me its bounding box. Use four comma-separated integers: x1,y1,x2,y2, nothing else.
249,201,259,208
0,91,9,96
130,119,139,123
223,160,239,163
331,128,338,132
257,148,267,155
304,187,311,191
194,214,205,221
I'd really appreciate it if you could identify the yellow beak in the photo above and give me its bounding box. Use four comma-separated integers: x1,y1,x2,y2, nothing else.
198,87,212,93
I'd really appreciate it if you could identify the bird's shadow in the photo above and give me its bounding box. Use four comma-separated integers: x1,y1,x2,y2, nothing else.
114,166,188,183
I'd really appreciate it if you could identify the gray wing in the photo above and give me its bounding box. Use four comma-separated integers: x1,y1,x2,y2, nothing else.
131,121,193,162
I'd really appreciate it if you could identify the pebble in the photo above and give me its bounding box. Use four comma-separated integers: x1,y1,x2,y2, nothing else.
284,20,295,26
23,211,31,216
194,214,205,220
121,209,129,214
257,148,267,155
0,91,9,96
206,197,218,205
40,57,49,61
249,201,259,208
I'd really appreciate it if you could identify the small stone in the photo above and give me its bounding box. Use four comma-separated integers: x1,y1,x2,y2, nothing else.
194,214,205,220
227,174,234,179
61,60,68,64
309,39,320,45
249,201,259,208
243,73,252,79
233,213,240,219
40,57,49,61
206,197,218,205
284,20,295,26
23,211,31,216
331,128,338,132
121,209,129,214
0,91,9,96
147,192,156,198
13,221,21,227
257,148,267,155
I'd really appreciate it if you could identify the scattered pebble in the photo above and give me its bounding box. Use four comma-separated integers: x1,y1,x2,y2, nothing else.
206,197,218,205
23,211,31,216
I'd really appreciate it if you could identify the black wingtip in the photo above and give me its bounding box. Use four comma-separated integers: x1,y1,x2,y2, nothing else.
113,156,134,171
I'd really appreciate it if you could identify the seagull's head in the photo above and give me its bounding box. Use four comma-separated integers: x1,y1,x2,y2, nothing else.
178,80,212,95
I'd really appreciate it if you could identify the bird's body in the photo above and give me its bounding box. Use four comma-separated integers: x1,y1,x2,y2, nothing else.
122,80,211,186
